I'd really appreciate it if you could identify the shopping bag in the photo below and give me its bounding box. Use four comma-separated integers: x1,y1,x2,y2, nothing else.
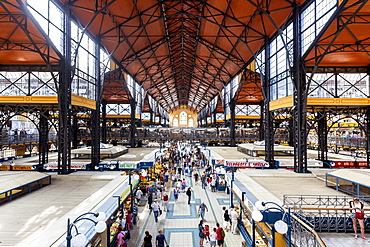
356,212,365,219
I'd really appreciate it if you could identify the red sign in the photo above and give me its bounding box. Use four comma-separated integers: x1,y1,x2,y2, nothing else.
333,161,355,167
225,161,269,168
44,164,86,170
331,161,367,168
357,161,368,167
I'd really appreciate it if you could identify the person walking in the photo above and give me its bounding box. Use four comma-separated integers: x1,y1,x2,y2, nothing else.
173,187,179,203
198,220,205,247
152,200,160,223
132,203,139,225
136,188,143,205
156,229,168,247
116,226,126,247
211,177,217,192
194,172,199,185
204,224,210,243
162,192,169,211
148,192,153,209
125,210,132,230
223,209,231,232
181,178,187,192
186,187,192,205
141,231,152,247
215,223,225,247
230,208,239,234
201,173,206,189
349,197,367,240
198,202,209,221
209,227,217,247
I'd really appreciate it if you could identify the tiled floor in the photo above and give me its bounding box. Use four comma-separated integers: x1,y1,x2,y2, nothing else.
2,147,369,246
320,233,370,247
129,174,244,247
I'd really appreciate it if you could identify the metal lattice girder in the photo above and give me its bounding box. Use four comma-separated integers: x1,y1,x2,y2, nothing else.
0,0,62,64
304,0,370,69
57,0,300,113
39,109,49,166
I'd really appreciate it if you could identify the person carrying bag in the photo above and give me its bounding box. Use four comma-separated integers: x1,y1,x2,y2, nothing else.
349,197,367,240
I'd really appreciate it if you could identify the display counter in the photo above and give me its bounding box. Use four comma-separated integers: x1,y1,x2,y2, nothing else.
239,200,271,246
217,174,226,191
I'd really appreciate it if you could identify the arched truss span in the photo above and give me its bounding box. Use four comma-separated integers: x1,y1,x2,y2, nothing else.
56,0,305,112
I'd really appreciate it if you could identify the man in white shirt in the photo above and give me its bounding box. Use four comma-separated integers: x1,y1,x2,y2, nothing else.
230,208,239,234
151,200,160,222
209,227,217,247
135,189,143,205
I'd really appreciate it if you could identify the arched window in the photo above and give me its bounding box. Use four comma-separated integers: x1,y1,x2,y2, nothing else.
173,118,179,127
180,111,187,125
188,118,194,127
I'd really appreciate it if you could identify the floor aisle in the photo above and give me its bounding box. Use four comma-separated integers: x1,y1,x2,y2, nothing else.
130,174,244,247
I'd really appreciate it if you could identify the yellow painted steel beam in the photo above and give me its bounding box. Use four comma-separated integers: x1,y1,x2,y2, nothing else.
71,94,96,110
307,97,370,106
0,96,58,104
269,95,294,111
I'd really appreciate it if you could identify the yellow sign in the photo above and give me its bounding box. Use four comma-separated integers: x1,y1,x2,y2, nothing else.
0,165,11,170
12,165,33,170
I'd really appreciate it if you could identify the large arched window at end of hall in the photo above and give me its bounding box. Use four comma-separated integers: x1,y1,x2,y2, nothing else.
188,118,194,127
173,118,179,127
180,111,187,125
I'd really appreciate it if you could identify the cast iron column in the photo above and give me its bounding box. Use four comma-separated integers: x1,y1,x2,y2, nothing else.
230,100,236,147
39,110,49,166
292,2,307,173
58,1,73,174
102,100,107,143
149,109,153,125
91,42,102,168
366,106,370,168
317,111,328,162
130,99,136,148
259,101,264,141
263,37,275,169
72,114,78,149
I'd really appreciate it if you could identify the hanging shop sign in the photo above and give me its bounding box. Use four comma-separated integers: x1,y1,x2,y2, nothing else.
213,159,225,166
139,162,154,169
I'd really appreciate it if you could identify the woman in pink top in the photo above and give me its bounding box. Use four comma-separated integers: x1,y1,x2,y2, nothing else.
116,226,126,247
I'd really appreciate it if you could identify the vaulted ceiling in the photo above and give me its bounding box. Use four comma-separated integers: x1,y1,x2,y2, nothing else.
57,0,306,112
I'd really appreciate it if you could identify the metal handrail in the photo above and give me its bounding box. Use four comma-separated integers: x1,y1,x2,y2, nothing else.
290,213,327,247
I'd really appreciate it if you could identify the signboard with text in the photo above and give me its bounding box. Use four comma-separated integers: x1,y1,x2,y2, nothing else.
139,162,154,169
43,163,87,170
0,165,11,170
331,161,368,169
225,160,269,168
213,159,225,165
12,165,34,171
118,163,137,170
